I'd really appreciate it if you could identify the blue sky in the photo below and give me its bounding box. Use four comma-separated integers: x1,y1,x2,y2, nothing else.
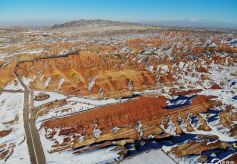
0,0,237,27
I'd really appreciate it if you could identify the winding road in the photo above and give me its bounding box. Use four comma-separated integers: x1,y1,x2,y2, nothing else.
15,72,46,164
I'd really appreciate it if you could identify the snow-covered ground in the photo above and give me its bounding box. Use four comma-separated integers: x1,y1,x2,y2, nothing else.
34,91,67,107
22,77,33,88
121,149,175,164
0,92,30,164
3,80,24,91
15,49,44,55
67,96,125,106
39,128,121,164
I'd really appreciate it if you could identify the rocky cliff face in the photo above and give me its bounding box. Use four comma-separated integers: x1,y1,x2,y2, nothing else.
16,50,157,97
42,95,213,152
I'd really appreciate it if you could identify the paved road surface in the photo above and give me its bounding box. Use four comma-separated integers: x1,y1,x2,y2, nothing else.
121,149,177,164
16,73,46,164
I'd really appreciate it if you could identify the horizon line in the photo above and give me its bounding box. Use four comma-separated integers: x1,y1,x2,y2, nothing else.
0,18,237,30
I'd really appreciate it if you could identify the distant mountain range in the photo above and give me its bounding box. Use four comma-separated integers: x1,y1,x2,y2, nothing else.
51,19,144,29
51,19,237,30
1,19,236,30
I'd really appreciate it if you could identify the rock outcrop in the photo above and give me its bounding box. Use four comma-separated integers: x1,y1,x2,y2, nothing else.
42,95,213,151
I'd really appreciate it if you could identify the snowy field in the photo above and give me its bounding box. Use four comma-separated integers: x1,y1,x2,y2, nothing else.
34,91,67,107
39,128,121,164
0,92,30,164
121,149,175,164
3,80,24,91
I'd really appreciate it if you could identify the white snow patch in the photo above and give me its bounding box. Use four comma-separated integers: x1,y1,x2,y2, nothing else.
88,75,98,91
57,78,65,90
3,80,24,91
34,91,67,107
0,93,30,164
38,128,120,164
44,77,52,88
122,149,175,164
16,49,43,55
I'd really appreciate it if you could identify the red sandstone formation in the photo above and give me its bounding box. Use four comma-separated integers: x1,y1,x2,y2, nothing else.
170,141,229,157
16,51,157,97
0,130,12,138
210,84,222,89
42,95,213,141
171,89,203,96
